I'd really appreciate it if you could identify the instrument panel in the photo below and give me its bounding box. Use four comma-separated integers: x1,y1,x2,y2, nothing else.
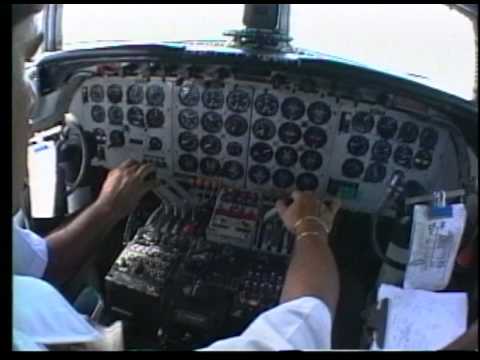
70,72,459,213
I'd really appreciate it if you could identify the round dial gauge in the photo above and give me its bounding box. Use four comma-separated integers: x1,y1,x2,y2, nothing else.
307,101,331,125
201,112,223,133
304,126,327,149
127,107,145,127
300,151,323,171
178,84,200,107
93,128,107,145
109,130,125,148
146,108,164,128
255,93,279,117
178,154,198,173
202,88,224,110
200,157,220,176
377,116,398,139
273,169,295,189
108,106,123,126
149,137,162,151
413,150,433,170
178,109,199,130
419,127,439,149
200,135,222,156
281,97,306,121
225,115,248,137
278,122,302,145
352,112,375,134
275,146,298,167
249,165,270,185
394,145,413,168
250,142,274,163
90,84,104,103
226,88,251,113
107,84,122,104
296,173,319,191
398,122,419,143
347,135,369,157
342,158,365,178
371,140,392,162
178,131,199,152
91,105,106,123
222,161,244,181
227,142,243,157
252,118,276,141
146,85,165,106
364,163,387,183
127,84,144,105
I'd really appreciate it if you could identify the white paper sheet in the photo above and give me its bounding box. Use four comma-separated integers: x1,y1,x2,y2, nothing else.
374,284,467,351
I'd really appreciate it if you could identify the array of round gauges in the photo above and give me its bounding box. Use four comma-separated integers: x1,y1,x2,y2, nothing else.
255,93,279,117
364,163,387,183
93,128,107,145
201,112,223,133
127,107,144,127
352,112,375,134
397,121,419,143
146,85,165,107
307,101,331,125
304,127,327,149
107,84,123,104
250,142,274,163
252,118,276,141
178,154,198,173
226,88,251,113
178,109,199,130
393,145,413,168
222,160,244,180
376,116,398,139
275,146,298,167
342,158,364,178
200,157,220,176
200,135,222,156
108,106,123,125
371,140,392,162
149,137,162,151
413,150,432,170
179,84,200,107
91,105,106,123
90,85,104,103
281,97,305,121
146,108,164,128
227,142,243,157
178,131,199,152
300,151,323,171
419,127,438,149
272,169,295,188
109,130,125,147
278,123,302,145
127,84,144,105
225,115,248,137
347,135,369,156
296,173,318,191
202,88,224,110
249,165,270,185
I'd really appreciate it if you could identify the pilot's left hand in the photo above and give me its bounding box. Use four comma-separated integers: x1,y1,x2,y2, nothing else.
95,159,159,221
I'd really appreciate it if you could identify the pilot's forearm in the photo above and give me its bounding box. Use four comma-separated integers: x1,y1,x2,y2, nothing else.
43,200,119,285
280,230,340,318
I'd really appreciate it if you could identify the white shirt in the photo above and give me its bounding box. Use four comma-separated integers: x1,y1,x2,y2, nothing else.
12,224,332,351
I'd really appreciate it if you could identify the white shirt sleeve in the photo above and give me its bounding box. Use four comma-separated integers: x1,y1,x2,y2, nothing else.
201,297,333,351
12,223,49,278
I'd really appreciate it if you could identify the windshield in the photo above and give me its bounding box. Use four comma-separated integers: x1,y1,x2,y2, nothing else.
61,4,476,100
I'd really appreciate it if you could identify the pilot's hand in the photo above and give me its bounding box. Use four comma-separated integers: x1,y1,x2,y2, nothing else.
275,191,341,236
95,160,159,221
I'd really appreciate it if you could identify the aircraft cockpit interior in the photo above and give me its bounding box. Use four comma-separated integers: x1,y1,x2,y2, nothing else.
16,4,478,350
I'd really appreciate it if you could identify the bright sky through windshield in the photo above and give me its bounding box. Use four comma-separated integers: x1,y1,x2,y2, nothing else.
63,4,476,100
